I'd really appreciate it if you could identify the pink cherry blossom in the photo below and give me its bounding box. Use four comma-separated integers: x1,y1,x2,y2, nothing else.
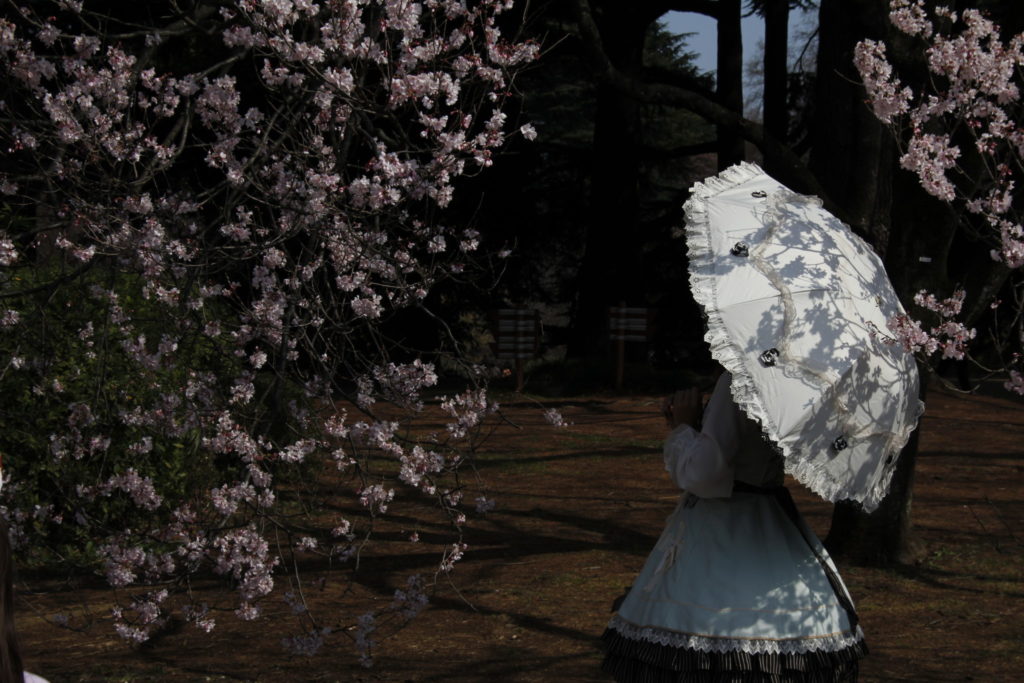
859,2,1024,384
0,0,535,658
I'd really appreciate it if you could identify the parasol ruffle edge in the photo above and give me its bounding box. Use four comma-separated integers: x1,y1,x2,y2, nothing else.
681,162,924,513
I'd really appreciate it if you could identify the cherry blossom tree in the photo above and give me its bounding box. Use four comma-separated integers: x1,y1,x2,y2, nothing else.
854,0,1024,391
0,0,535,661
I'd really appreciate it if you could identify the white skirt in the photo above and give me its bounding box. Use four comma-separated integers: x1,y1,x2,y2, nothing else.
602,489,866,682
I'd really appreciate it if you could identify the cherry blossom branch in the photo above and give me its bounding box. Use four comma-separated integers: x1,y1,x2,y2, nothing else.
855,0,1024,393
0,0,537,659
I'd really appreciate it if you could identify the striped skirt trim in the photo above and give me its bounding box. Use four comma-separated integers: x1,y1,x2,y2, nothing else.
601,626,866,682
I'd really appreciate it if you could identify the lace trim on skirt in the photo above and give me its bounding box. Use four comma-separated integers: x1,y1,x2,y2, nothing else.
606,615,865,655
602,617,866,683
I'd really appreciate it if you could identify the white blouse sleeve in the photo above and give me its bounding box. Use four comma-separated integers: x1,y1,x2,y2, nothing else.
662,372,741,498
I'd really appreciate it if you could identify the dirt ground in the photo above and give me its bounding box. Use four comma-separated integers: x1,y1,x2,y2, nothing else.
14,381,1024,682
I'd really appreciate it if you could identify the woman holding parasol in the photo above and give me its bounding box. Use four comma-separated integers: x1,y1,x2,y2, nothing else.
601,163,923,682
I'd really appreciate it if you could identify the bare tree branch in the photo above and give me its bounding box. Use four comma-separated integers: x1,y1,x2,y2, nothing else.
640,140,718,161
642,64,716,100
662,0,722,19
573,0,842,215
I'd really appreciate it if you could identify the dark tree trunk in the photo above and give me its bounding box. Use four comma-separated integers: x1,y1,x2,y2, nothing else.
716,0,744,169
825,148,962,566
762,0,789,175
885,170,959,310
568,4,650,358
809,0,893,252
810,0,941,566
826,375,925,565
571,0,832,206
825,1,1024,564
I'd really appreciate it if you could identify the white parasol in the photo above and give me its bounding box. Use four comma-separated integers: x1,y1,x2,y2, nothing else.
682,162,924,512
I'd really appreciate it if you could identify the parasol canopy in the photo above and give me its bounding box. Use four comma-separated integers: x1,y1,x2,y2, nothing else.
683,162,924,512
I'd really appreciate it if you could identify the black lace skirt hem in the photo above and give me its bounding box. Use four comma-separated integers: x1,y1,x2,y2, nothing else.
601,627,867,683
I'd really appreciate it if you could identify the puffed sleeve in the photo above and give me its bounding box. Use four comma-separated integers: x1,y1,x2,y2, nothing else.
662,372,741,498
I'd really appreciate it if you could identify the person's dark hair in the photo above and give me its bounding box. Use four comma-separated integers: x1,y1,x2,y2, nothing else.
0,519,24,683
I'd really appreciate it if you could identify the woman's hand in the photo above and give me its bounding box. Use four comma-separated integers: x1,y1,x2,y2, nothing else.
661,388,702,430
